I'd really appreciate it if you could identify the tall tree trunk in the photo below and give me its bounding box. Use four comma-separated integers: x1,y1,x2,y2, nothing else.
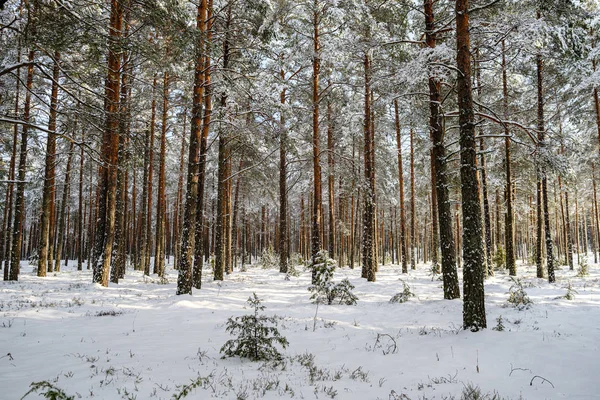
77,128,85,271
475,50,493,277
155,71,169,277
177,0,208,295
55,142,74,272
456,0,486,330
410,128,416,271
214,2,232,282
174,112,187,269
92,0,123,287
430,150,440,273
424,0,459,299
111,28,131,283
327,99,335,260
502,41,516,276
394,100,408,273
361,52,376,282
279,68,288,273
311,0,323,283
145,75,157,275
536,12,554,283
38,52,61,277
9,50,35,281
192,0,213,289
2,47,21,279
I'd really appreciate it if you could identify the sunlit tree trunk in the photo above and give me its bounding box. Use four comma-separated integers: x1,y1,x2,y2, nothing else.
92,0,123,287
394,100,408,273
456,0,486,330
38,53,61,277
55,142,74,272
177,0,208,295
425,0,459,299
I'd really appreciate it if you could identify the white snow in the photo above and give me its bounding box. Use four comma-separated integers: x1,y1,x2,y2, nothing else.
2,260,600,399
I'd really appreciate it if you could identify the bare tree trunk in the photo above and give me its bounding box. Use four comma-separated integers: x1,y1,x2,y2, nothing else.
155,71,169,277
145,75,157,276
394,100,408,273
327,99,336,260
475,50,493,277
310,0,323,283
279,68,289,273
501,41,516,276
77,128,85,271
425,0,459,299
456,0,486,330
173,112,187,269
362,52,376,282
536,13,554,283
2,46,21,280
214,2,232,282
177,0,208,295
55,142,74,272
92,0,123,287
38,52,61,277
9,50,35,281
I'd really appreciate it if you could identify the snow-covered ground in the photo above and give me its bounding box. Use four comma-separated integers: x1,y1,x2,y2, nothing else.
2,258,600,399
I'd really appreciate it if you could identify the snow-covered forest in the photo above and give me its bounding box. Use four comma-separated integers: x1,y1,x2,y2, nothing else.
1,0,600,398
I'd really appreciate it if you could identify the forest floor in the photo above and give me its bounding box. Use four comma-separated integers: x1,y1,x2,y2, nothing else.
1,257,600,400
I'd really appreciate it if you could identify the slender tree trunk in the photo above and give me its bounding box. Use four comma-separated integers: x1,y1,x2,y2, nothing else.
38,53,61,277
9,50,35,281
77,129,85,271
145,75,157,275
475,51,493,277
2,47,21,280
279,68,288,273
501,41,516,276
430,151,440,273
55,142,74,272
155,71,169,277
92,0,123,287
362,52,376,282
535,13,554,283
456,0,486,330
214,2,232,282
311,0,323,283
174,112,187,269
394,100,408,273
424,0,459,299
327,99,336,260
177,0,208,295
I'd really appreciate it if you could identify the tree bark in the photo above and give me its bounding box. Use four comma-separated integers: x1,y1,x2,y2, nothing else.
38,52,61,277
361,52,376,282
177,0,208,295
456,0,486,330
92,0,123,287
502,41,516,276
9,50,35,281
424,0,459,299
55,142,74,272
311,0,323,283
279,67,288,273
394,100,408,273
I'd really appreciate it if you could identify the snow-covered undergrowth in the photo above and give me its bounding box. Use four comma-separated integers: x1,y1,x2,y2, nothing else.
2,259,599,399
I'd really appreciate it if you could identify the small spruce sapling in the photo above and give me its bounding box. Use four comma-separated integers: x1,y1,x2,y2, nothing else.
506,277,532,310
220,293,288,361
577,257,589,277
308,251,358,305
492,315,505,331
562,281,578,300
389,280,415,303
